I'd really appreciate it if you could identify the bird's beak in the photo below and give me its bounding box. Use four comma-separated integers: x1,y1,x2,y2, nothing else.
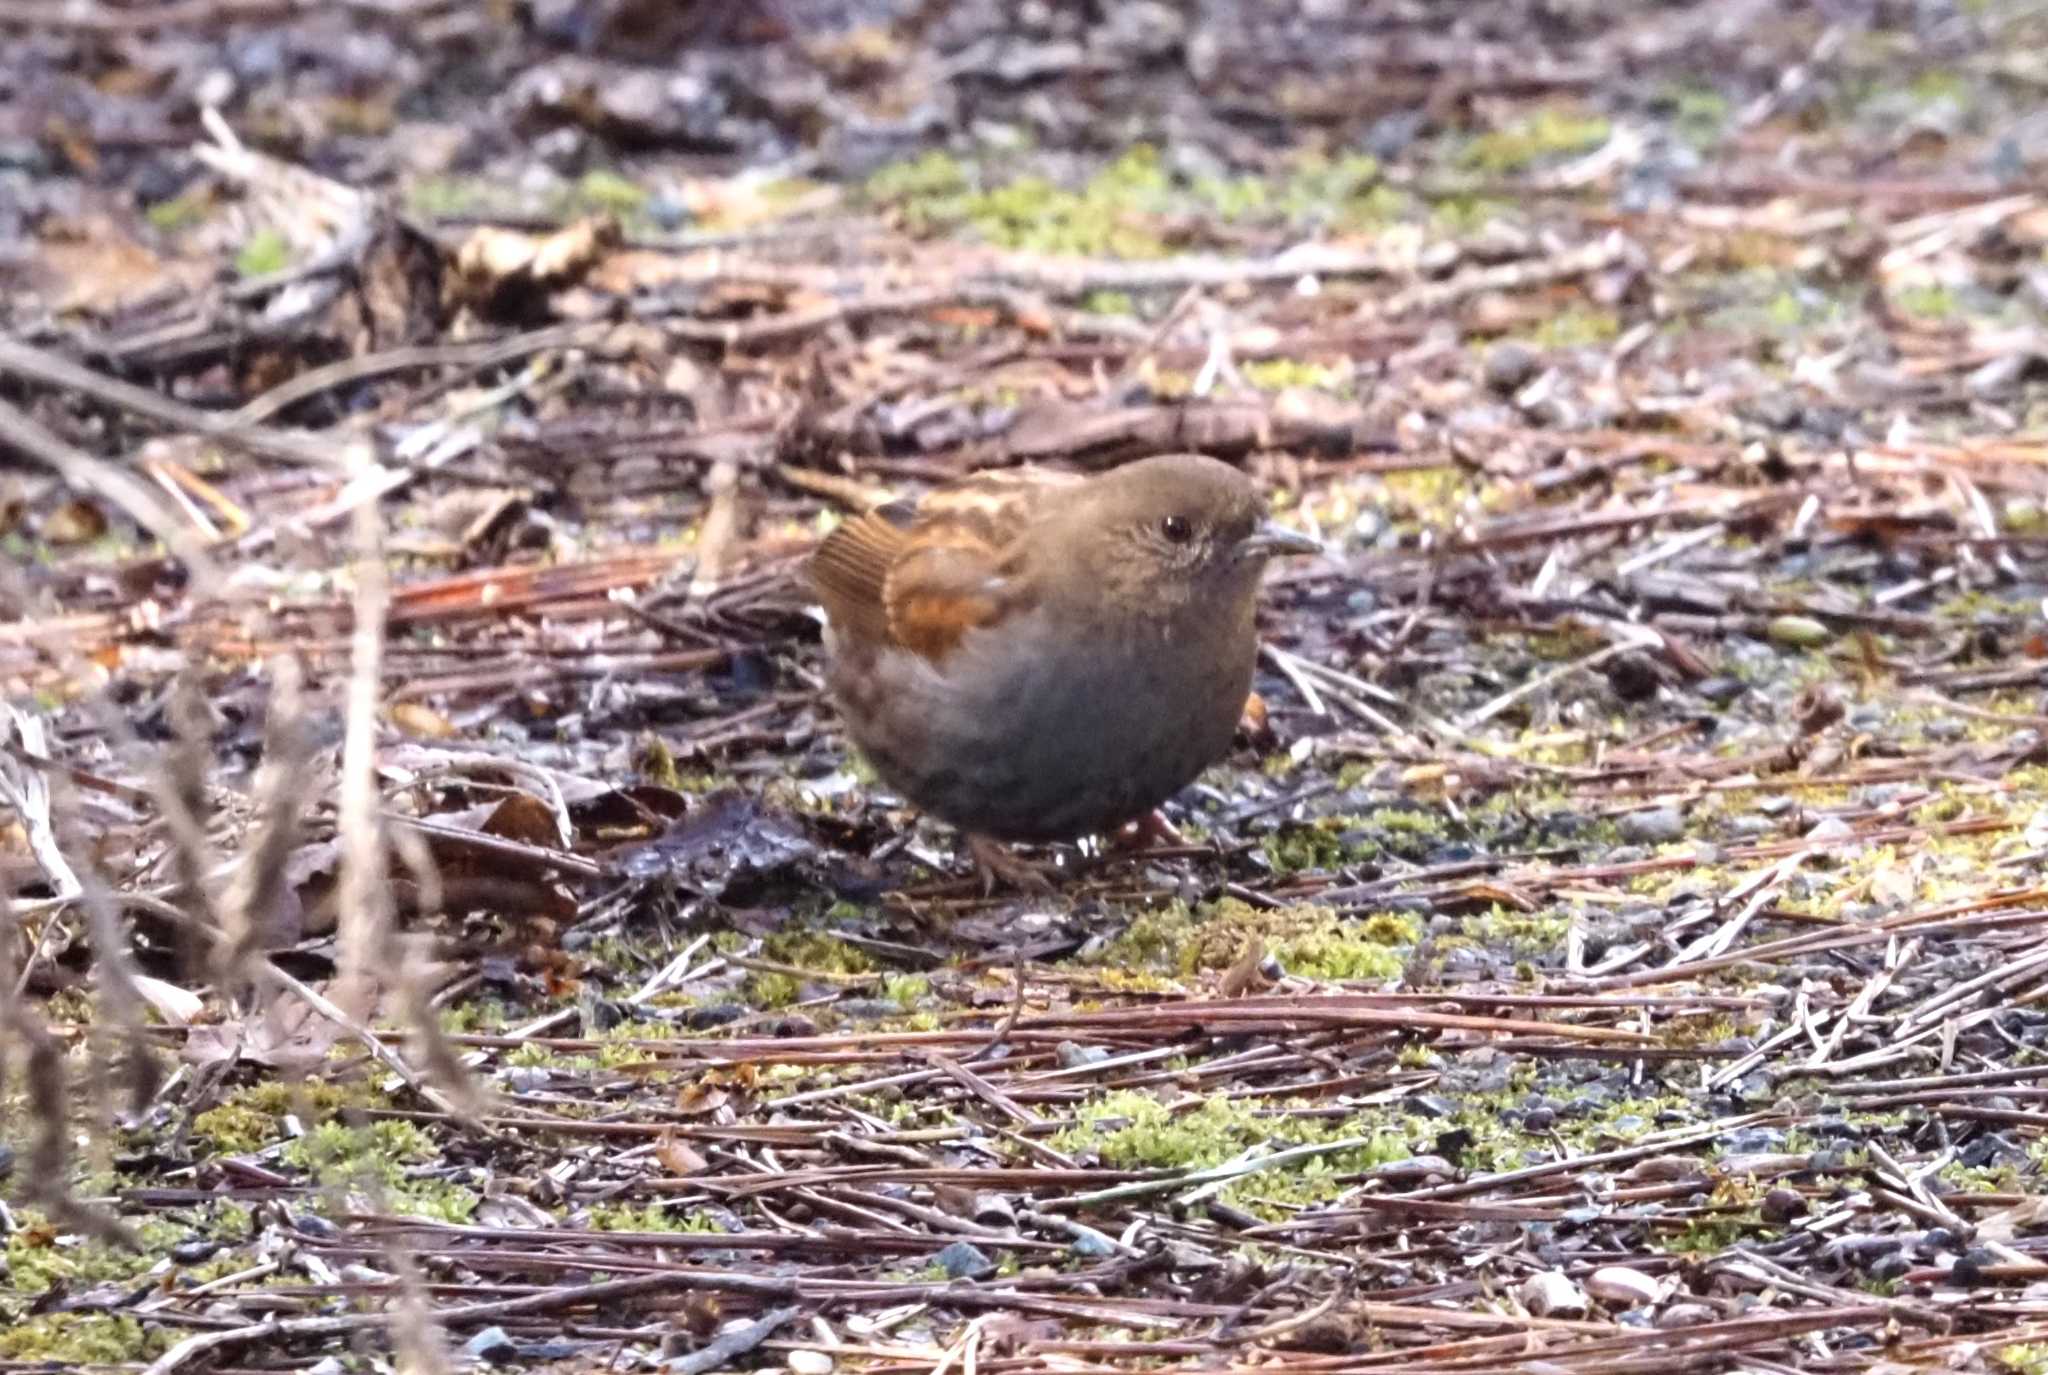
1235,521,1323,561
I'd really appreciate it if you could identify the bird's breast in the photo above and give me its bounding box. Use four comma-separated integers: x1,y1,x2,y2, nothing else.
824,607,1256,841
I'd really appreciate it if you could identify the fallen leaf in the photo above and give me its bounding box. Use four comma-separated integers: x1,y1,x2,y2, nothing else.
131,975,204,1027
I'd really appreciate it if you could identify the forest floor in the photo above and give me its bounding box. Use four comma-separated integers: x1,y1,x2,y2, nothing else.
6,1,2048,1372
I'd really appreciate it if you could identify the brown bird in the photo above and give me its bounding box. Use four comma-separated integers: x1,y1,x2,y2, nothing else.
807,453,1321,889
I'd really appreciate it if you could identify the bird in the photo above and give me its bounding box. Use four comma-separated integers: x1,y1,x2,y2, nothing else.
806,453,1321,889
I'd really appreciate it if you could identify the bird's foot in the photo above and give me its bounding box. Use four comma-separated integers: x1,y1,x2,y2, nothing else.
1110,809,1185,852
964,833,1059,894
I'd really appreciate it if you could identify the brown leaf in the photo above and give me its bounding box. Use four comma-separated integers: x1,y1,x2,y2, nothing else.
654,1131,709,1175
1217,935,1267,998
40,499,108,546
483,792,561,847
389,702,459,740
675,1080,731,1116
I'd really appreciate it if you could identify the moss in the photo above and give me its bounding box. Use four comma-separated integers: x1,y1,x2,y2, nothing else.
762,930,875,975
4,1214,181,1296
1664,83,1730,148
1430,194,1515,234
1276,925,1406,982
1460,906,1571,959
1261,819,1358,874
145,188,212,231
570,168,647,214
1999,1343,2048,1375
883,974,931,1010
1894,284,1958,319
1462,108,1611,174
1241,359,1345,392
0,1314,168,1363
234,228,291,277
1094,898,1415,985
1907,68,1970,104
746,971,801,1009
277,1120,473,1220
1376,467,1472,529
1527,306,1620,349
867,146,1173,258
588,1201,729,1233
1082,289,1135,315
407,175,496,218
864,150,971,205
635,733,681,788
190,1101,281,1155
1049,1089,1411,1215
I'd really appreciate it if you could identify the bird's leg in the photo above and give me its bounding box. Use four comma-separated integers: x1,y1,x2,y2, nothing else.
964,833,1058,894
1110,809,1184,852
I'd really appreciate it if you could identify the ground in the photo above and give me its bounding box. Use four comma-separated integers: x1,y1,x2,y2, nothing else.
4,1,2048,1372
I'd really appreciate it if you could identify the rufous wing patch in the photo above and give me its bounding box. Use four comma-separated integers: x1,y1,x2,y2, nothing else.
884,542,1007,660
808,466,1075,659
807,504,913,648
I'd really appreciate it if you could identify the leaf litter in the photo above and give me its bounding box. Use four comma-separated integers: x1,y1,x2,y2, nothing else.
4,1,2048,1372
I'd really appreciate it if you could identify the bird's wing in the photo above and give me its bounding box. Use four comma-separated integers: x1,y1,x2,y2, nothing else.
807,466,1079,661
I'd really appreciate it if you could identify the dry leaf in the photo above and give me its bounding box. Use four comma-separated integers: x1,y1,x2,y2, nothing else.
132,975,205,1027
41,499,109,545
654,1131,709,1175
389,702,458,739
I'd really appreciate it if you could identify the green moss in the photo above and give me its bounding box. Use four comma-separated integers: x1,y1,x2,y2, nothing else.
864,150,971,205
883,974,931,1010
1460,906,1571,959
1999,1343,2048,1375
1049,1090,1411,1214
1527,306,1620,349
1462,108,1612,174
746,971,800,1009
761,931,875,976
234,228,291,278
1276,925,1406,982
572,168,647,213
277,1120,473,1220
1262,820,1356,874
1082,289,1135,315
190,1101,280,1154
1907,68,1969,104
145,189,212,232
4,1215,171,1296
867,146,1172,258
1241,359,1345,392
1430,194,1514,234
1894,284,1959,319
588,1201,728,1234
0,1314,168,1363
1095,897,1415,984
1665,83,1730,148
407,175,495,218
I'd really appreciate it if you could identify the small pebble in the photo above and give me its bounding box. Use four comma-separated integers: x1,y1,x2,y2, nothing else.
169,1238,222,1265
1056,1041,1110,1069
1586,1265,1661,1307
788,1351,836,1375
1483,340,1542,395
1806,815,1855,841
1519,1269,1589,1318
933,1241,994,1279
1656,1302,1716,1329
1767,614,1833,648
1695,675,1746,704
1761,1187,1807,1224
1618,806,1685,845
462,1327,519,1365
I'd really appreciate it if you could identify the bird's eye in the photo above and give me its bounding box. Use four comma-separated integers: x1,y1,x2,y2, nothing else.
1160,514,1193,543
